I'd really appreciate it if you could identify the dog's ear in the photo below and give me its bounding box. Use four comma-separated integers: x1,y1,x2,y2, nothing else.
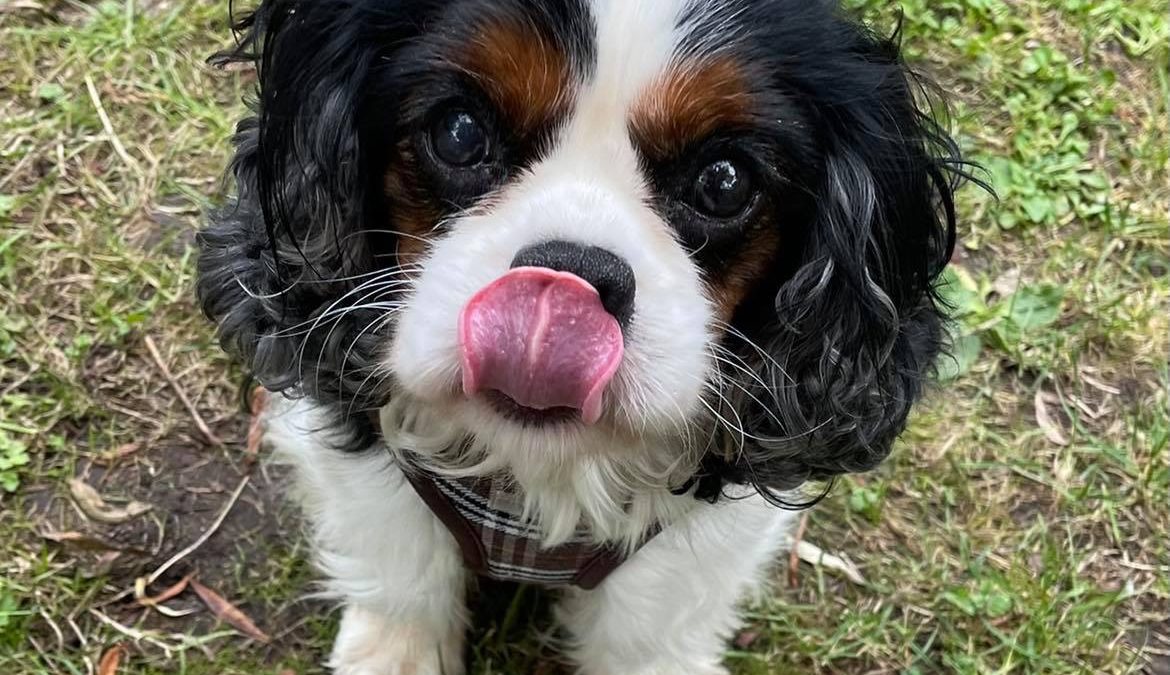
710,23,965,501
196,2,395,404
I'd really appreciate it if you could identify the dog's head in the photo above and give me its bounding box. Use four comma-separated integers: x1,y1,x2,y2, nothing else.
199,0,962,505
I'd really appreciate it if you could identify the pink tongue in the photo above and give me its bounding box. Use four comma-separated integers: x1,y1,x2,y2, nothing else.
459,267,624,424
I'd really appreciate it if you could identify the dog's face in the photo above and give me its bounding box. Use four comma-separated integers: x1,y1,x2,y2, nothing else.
389,1,802,460
200,0,960,499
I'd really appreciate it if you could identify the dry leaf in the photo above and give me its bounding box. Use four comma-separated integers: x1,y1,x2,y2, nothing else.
1078,370,1120,395
99,443,143,464
0,1,46,12
40,530,148,555
191,579,271,643
68,479,153,524
1034,389,1069,446
734,629,760,649
245,387,268,463
1069,394,1107,420
791,539,867,586
137,572,194,607
98,644,125,675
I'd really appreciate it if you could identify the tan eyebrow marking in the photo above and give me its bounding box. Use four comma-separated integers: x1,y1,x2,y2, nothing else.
630,57,755,160
459,19,574,134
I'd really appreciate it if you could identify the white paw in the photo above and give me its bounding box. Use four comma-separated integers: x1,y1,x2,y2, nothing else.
329,606,464,675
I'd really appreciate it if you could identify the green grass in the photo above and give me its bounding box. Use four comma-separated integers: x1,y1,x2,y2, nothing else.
1,0,1167,673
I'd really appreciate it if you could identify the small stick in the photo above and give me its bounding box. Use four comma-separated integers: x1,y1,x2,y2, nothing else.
787,512,809,588
244,386,268,468
145,474,250,586
143,335,223,447
88,609,173,654
96,474,252,608
84,74,139,173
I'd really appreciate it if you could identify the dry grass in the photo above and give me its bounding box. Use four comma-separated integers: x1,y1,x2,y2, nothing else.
0,1,1166,673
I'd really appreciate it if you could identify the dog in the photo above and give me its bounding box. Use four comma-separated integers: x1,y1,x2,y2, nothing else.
197,0,964,672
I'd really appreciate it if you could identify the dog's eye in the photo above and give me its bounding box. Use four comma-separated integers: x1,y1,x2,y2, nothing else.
431,109,488,167
692,159,754,218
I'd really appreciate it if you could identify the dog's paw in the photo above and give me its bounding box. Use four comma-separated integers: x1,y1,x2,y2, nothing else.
329,606,463,675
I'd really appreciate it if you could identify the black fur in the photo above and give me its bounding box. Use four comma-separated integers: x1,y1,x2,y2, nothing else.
197,0,974,500
199,0,594,447
681,5,974,504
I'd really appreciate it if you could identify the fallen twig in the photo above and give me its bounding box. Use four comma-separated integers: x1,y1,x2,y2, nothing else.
102,472,251,609
84,75,139,175
245,386,268,467
38,609,66,651
27,636,66,675
142,335,223,447
144,474,249,587
789,538,867,586
88,610,174,654
787,512,809,588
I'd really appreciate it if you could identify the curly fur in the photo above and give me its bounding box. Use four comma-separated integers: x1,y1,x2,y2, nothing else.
691,16,968,501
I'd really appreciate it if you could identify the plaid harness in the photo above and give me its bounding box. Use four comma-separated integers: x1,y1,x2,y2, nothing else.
398,457,658,589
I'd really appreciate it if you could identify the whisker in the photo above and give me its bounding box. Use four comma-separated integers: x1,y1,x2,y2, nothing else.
712,319,795,385
703,368,784,430
707,343,772,391
307,288,408,398
292,272,413,393
342,229,434,244
340,311,403,418
272,270,414,337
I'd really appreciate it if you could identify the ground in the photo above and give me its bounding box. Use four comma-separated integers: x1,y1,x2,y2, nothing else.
0,0,1166,673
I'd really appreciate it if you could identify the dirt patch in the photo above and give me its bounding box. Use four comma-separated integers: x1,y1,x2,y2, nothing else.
1007,495,1053,527
20,404,582,672
23,409,331,669
1131,623,1170,675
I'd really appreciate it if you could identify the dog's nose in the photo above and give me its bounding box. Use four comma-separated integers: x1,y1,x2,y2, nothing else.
511,240,636,328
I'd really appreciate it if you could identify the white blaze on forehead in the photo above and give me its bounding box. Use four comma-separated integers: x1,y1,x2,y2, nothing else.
546,0,691,184
586,0,687,104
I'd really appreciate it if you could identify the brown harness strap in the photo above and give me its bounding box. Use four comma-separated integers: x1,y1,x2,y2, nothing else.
398,458,635,589
369,409,656,588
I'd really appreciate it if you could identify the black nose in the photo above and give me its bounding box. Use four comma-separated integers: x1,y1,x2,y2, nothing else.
511,240,636,328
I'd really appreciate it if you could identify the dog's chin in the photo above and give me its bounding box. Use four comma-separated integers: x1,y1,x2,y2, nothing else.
477,390,582,428
389,379,681,463
460,392,620,447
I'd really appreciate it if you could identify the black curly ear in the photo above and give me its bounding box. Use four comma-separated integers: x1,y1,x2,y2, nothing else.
705,22,969,504
196,1,402,414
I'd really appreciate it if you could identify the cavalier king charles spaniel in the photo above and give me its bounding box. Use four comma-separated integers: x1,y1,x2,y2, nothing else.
197,0,965,672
